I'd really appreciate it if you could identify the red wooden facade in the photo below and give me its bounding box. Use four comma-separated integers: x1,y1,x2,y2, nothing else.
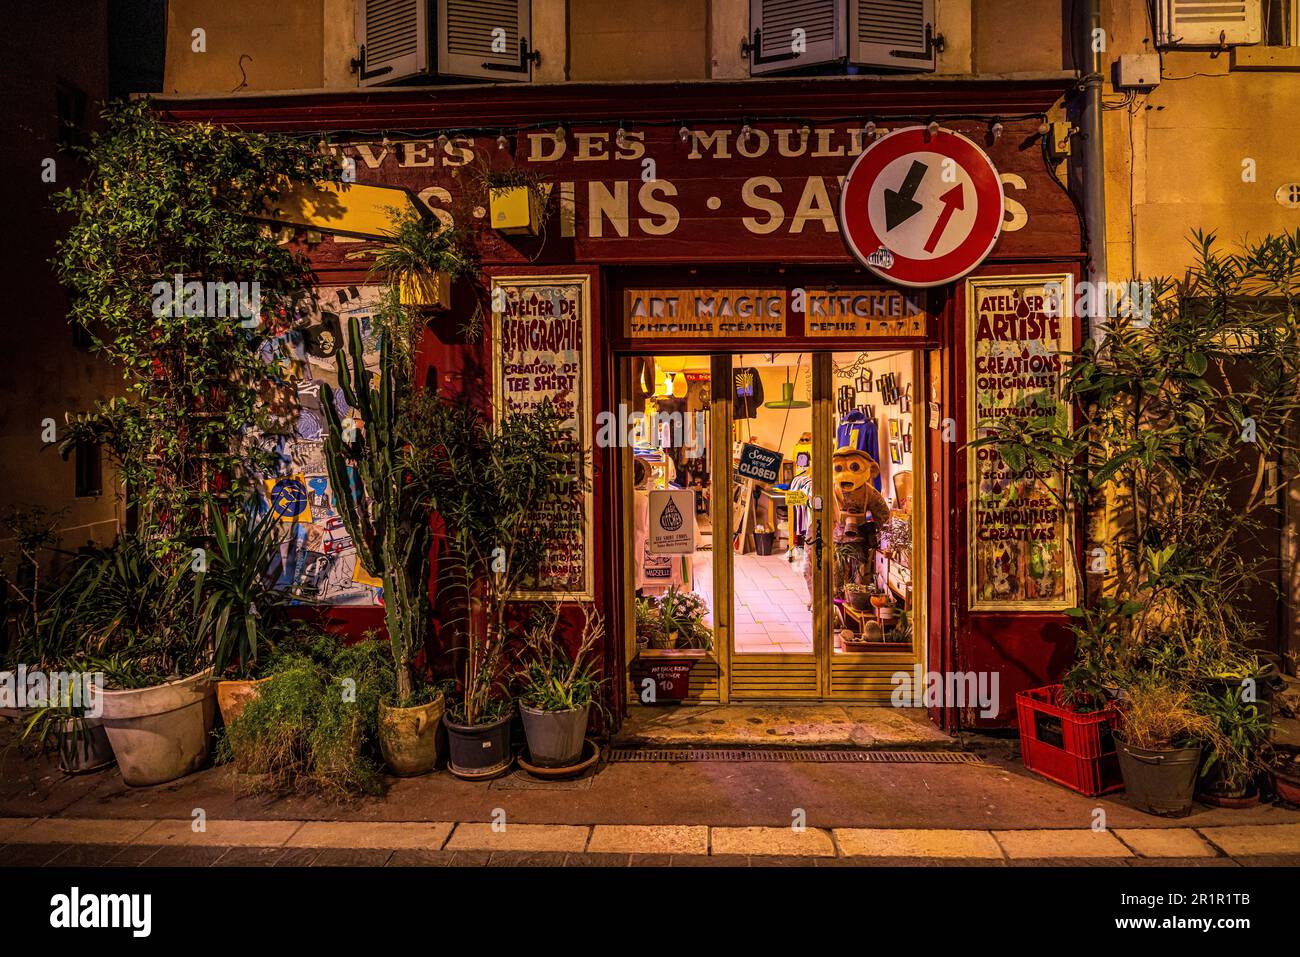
160,76,1086,730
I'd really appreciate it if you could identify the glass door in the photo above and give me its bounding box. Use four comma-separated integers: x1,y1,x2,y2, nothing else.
727,353,827,699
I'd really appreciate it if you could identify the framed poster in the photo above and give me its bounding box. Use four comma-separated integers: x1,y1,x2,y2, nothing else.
491,275,594,600
966,274,1075,611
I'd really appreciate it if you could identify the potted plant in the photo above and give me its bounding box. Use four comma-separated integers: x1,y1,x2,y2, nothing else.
654,588,684,649
196,501,291,725
1114,682,1220,816
321,314,447,777
1268,746,1300,806
1194,686,1272,807
218,633,395,799
515,603,604,772
409,396,584,780
474,163,550,236
753,523,776,556
49,536,215,787
370,205,472,312
976,231,1300,796
9,662,114,775
1,506,72,720
633,596,664,649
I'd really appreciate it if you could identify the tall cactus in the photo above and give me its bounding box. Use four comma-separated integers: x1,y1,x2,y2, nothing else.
320,315,430,702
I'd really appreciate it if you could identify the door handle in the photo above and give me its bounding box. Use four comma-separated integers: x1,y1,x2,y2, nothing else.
807,520,824,564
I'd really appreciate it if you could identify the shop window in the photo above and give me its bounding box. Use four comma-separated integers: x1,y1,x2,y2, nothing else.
745,0,937,76
74,439,102,498
356,0,538,87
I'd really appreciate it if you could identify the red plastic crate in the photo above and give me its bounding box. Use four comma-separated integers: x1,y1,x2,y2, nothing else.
1015,684,1123,796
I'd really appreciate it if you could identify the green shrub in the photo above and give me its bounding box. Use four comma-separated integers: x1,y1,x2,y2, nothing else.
217,635,395,801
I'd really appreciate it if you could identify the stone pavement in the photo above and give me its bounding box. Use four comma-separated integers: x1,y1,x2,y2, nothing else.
3,815,1300,867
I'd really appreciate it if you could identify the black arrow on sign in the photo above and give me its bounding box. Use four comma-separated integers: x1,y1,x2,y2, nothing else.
883,160,928,231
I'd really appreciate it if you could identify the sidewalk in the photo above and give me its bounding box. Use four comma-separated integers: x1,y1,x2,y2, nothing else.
4,727,1299,867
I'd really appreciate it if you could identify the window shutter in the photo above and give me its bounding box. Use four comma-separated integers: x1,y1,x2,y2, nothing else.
848,0,936,72
358,0,429,87
747,0,844,76
1157,0,1262,47
437,0,534,81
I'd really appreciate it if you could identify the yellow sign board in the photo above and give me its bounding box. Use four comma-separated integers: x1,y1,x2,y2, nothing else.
259,180,425,241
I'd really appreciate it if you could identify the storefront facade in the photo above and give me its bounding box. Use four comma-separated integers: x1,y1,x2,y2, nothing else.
162,75,1086,730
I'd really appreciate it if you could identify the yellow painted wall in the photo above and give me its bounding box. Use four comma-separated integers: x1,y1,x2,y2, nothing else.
570,0,708,81
1100,1,1300,282
164,1,327,94
159,0,1076,93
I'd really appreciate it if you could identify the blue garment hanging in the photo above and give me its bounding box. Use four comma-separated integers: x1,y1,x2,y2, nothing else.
836,412,882,491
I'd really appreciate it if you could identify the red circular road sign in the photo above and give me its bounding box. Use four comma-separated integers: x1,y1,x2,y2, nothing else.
839,125,1004,288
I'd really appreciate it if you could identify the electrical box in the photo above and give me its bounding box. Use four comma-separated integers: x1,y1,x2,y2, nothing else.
1047,121,1072,161
1115,53,1161,89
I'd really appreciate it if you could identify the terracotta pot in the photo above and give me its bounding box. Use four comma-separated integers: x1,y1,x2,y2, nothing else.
215,676,272,726
869,593,890,609
100,670,215,787
378,694,446,776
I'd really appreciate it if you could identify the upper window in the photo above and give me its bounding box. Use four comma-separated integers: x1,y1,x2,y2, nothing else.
357,0,538,86
1154,0,1299,47
745,0,938,76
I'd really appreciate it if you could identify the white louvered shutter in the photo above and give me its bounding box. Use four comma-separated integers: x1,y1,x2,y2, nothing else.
1157,0,1262,47
748,0,844,76
849,0,936,72
358,0,429,87
438,0,534,81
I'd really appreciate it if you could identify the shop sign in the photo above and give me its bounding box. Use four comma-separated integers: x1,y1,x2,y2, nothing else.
804,288,927,336
966,275,1074,611
492,275,594,600
841,126,1004,288
736,442,783,484
624,288,784,338
624,287,929,339
648,489,696,554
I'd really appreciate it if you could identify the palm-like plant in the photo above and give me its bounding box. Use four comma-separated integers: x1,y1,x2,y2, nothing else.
196,500,289,677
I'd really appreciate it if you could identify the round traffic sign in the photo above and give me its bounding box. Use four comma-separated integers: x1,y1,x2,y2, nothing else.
839,126,1004,288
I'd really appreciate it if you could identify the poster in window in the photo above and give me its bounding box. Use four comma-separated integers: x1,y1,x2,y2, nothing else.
492,275,594,600
966,275,1075,611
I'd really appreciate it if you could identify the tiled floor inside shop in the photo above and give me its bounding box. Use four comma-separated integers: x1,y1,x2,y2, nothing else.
692,550,814,654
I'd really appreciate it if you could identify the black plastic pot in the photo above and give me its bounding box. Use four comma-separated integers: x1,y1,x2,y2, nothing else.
444,710,513,780
1116,739,1202,816
754,531,775,555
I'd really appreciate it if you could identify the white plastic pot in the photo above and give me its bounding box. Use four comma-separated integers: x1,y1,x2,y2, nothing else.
100,670,216,787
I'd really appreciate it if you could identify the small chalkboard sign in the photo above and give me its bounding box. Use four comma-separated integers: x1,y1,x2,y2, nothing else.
736,442,783,484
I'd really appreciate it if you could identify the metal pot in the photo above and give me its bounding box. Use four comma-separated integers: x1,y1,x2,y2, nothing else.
444,710,513,780
520,703,590,768
59,717,116,774
1116,739,1202,817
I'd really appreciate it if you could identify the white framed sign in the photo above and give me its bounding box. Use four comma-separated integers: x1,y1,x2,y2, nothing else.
491,275,594,600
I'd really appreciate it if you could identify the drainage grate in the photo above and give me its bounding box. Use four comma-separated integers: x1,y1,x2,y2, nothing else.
608,748,986,765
